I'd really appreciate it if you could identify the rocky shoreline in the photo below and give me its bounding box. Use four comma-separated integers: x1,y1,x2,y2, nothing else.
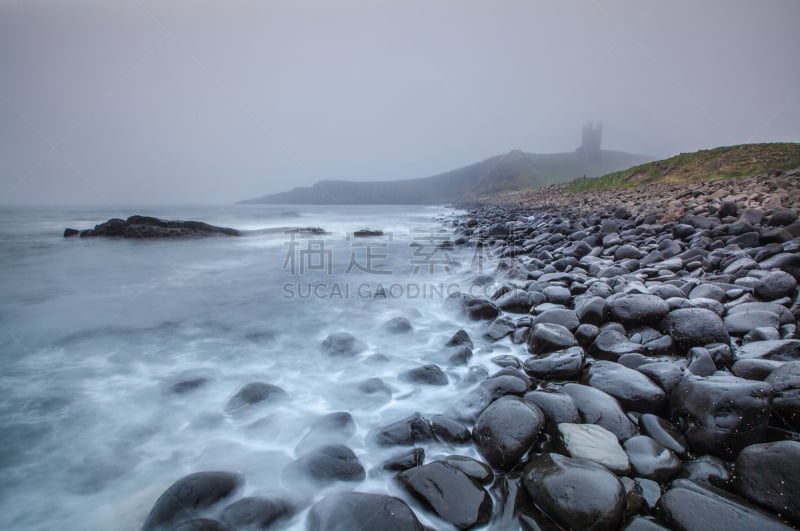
140,171,800,530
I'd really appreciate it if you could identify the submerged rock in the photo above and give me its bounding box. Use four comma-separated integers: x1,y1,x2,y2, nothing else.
142,471,243,530
69,215,240,238
306,491,426,531
225,382,288,414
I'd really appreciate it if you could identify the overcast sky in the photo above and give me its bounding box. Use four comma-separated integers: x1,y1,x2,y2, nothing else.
1,0,799,205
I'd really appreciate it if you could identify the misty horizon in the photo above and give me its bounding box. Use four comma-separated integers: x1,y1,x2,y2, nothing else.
2,0,799,206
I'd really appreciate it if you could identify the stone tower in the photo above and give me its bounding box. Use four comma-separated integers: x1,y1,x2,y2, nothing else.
577,122,602,161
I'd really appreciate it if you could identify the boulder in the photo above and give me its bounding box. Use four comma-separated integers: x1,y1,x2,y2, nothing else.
306,492,426,530
734,441,800,526
473,396,544,470
557,422,630,474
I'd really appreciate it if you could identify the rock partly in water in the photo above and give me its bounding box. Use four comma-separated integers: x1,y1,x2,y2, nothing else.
68,215,240,238
306,491,426,531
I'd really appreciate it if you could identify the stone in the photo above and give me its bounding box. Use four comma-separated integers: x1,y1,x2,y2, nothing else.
225,382,288,414
306,491,426,531
372,413,434,446
737,340,800,361
672,373,773,459
558,422,630,474
661,479,792,531
608,294,669,326
384,317,413,334
638,413,687,455
563,383,638,441
527,323,578,354
320,333,366,356
523,346,585,380
623,435,681,482
532,308,580,332
429,414,471,445
764,361,800,430
382,448,424,471
582,361,666,414
666,308,730,352
442,455,493,485
172,520,233,531
400,364,448,386
221,496,298,530
464,298,500,320
725,310,780,336
445,329,473,348
396,461,492,529
142,471,244,530
473,396,544,470
755,270,798,301
282,444,365,487
523,453,626,531
734,441,800,526
575,296,608,325
74,215,240,239
589,329,644,361
296,412,356,455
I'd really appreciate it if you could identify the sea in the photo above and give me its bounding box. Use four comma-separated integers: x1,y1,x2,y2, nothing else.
0,204,508,530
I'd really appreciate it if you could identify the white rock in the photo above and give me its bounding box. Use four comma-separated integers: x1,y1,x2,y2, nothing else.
558,422,631,474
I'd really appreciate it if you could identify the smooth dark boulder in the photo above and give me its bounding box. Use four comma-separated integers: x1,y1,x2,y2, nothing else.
755,270,797,300
583,361,666,414
737,339,800,361
225,382,287,414
283,444,365,487
660,479,792,531
382,448,425,472
400,364,448,386
172,520,234,531
527,323,578,354
532,309,580,332
623,435,681,482
473,396,544,470
523,346,585,380
305,492,426,531
638,413,687,455
142,471,243,530
608,294,669,327
563,383,638,441
759,253,800,282
764,361,800,430
672,374,773,459
575,296,608,325
396,461,492,529
734,441,800,526
725,310,780,336
320,333,366,356
522,453,626,531
221,496,298,530
589,329,644,361
464,298,500,320
430,414,471,445
372,413,434,446
442,455,494,485
523,389,581,426
558,422,630,474
383,316,413,334
485,317,516,341
496,289,536,313
445,329,473,348
666,308,730,351
731,358,785,380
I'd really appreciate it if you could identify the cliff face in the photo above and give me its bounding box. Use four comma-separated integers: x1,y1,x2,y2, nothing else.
238,149,654,205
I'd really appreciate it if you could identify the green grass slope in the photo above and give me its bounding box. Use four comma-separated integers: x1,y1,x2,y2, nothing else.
567,143,800,192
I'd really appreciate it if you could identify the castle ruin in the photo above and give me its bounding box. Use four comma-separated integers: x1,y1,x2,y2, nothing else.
576,122,602,161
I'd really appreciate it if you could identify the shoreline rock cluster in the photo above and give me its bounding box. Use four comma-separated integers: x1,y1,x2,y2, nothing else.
140,172,800,530
64,215,240,238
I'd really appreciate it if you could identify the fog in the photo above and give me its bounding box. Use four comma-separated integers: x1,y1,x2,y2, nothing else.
1,0,798,206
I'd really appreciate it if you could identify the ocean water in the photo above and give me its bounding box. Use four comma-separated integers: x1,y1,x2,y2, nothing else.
0,204,507,530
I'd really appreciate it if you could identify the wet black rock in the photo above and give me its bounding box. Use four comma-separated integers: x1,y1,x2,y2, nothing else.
306,491,426,531
446,329,473,348
672,373,773,459
221,496,298,530
760,253,800,282
734,440,800,526
522,453,626,531
563,383,638,441
666,308,730,352
283,444,365,487
608,294,670,327
532,308,580,332
400,364,448,386
142,471,244,530
523,346,585,380
442,455,494,485
356,377,392,405
575,296,608,325
755,270,798,301
725,310,781,336
225,382,288,414
373,413,435,446
169,378,208,395
496,289,537,313
464,298,500,320
523,389,581,427
69,215,240,239
396,461,493,529
430,414,471,445
382,448,425,472
296,412,356,455
485,317,516,340
660,479,792,531
473,396,544,470
623,435,681,482
589,329,644,361
527,323,578,354
686,346,717,376
764,361,800,430
731,358,785,380
583,361,666,414
736,339,800,361
638,413,687,455
320,332,366,356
